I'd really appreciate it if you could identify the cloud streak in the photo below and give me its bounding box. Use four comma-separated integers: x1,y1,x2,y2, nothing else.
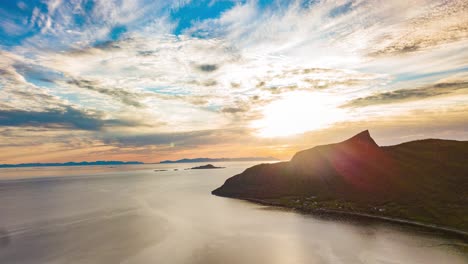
0,107,103,130
102,128,248,147
65,78,144,108
0,107,139,131
344,80,468,108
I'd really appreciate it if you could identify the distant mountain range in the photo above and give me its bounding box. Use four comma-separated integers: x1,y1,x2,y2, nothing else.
160,157,278,164
0,161,144,168
213,130,468,233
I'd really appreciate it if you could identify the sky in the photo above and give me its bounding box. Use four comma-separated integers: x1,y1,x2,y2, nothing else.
0,0,467,163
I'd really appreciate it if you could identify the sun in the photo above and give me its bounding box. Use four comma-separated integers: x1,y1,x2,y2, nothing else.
252,91,347,138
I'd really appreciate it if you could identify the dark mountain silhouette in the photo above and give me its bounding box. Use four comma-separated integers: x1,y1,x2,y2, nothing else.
0,161,144,168
212,130,468,233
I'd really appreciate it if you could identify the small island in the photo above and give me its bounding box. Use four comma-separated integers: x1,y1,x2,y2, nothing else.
160,157,277,164
212,130,468,235
189,164,225,170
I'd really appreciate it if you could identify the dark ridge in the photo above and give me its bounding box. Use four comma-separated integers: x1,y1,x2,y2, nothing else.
212,130,468,233
0,161,144,168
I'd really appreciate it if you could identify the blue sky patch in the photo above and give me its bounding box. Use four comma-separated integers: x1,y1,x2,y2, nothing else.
170,0,238,35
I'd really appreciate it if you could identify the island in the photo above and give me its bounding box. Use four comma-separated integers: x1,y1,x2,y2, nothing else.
189,164,225,170
212,130,468,234
159,157,278,164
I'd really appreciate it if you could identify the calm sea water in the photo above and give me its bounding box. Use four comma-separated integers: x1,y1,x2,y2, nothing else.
0,162,467,263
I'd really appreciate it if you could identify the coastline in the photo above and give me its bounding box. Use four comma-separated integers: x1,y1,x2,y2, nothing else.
215,194,468,239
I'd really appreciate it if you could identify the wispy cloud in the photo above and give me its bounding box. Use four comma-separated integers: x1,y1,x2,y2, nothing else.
64,78,145,108
344,80,468,108
102,127,248,147
368,0,468,56
0,107,101,130
0,107,141,131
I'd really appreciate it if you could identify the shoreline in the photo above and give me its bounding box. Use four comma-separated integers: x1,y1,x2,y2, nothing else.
215,194,468,239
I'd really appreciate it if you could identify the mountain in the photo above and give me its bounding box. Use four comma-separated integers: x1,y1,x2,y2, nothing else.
159,157,278,164
212,130,468,233
0,161,144,168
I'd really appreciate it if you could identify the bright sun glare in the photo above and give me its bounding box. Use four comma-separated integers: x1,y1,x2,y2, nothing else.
253,92,347,138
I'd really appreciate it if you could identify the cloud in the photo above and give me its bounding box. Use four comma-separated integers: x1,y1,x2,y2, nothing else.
188,0,468,70
3,0,173,51
65,78,144,108
102,128,248,147
367,0,468,56
221,107,248,114
0,107,103,130
344,81,468,108
0,74,67,113
196,64,219,72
